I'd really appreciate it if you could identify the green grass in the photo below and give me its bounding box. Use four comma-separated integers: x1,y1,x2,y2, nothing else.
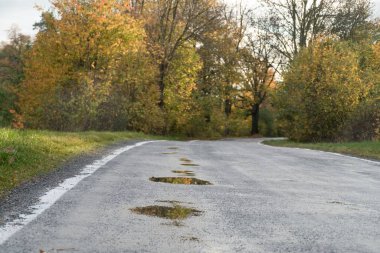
263,140,380,161
0,129,159,197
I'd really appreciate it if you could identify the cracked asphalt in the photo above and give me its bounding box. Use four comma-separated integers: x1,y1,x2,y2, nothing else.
0,139,379,252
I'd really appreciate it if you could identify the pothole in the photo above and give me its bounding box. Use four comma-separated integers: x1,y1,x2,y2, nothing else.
172,170,195,176
180,163,200,167
40,248,78,253
168,147,179,150
180,158,192,163
131,205,202,220
181,236,200,242
161,152,177,155
149,177,212,185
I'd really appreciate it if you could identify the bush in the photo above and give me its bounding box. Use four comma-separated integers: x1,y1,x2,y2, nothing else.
342,99,380,141
275,38,368,142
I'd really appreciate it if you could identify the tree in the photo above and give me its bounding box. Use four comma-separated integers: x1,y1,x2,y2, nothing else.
259,0,373,61
195,4,250,135
20,0,149,130
236,15,281,135
164,42,203,135
275,38,369,141
0,27,31,128
331,0,373,41
238,49,277,135
140,0,222,108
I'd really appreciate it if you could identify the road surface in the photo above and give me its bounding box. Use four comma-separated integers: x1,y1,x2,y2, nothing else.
0,139,379,252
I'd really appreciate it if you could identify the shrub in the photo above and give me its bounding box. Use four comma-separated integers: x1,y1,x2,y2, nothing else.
275,38,368,142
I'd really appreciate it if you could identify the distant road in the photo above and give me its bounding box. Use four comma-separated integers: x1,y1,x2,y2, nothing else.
1,139,379,252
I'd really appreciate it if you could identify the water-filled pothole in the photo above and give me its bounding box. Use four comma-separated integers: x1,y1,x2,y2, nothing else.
181,163,200,167
180,158,192,163
172,170,195,176
149,177,212,185
168,147,179,150
161,152,177,155
131,205,201,220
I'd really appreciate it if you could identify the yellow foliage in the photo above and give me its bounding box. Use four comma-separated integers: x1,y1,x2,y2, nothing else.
20,0,148,129
276,38,369,141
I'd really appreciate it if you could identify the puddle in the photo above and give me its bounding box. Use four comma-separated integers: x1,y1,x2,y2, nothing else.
180,163,200,167
150,177,212,185
168,147,179,150
131,205,201,220
172,170,195,176
161,152,177,155
180,158,192,163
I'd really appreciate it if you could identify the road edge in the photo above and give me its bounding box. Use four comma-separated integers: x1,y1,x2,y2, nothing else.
259,139,380,165
0,141,157,245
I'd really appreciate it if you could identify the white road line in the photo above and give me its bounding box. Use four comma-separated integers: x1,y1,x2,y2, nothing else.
258,140,380,165
0,141,156,245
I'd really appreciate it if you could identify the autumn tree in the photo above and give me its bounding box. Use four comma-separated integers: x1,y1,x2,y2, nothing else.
140,0,222,108
259,0,373,61
238,50,277,135
0,27,31,127
234,13,282,135
164,43,203,135
194,4,251,136
343,41,380,141
20,0,153,131
331,0,373,41
275,38,369,141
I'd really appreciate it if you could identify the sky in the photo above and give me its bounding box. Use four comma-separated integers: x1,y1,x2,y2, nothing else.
0,0,380,42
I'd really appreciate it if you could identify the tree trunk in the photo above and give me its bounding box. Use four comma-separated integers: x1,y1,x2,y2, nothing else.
224,99,232,117
251,103,260,135
158,62,168,108
224,99,232,136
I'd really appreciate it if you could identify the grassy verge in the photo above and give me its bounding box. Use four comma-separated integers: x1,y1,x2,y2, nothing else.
263,140,380,161
0,129,159,197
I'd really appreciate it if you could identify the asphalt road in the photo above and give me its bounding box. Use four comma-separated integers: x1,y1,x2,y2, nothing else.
0,139,379,252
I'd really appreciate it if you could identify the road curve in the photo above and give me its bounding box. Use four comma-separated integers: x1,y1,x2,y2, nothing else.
0,139,379,252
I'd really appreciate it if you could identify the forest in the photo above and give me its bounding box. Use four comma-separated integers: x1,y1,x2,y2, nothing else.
0,0,379,142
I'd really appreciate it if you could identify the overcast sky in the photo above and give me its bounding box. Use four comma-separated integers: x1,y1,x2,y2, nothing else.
0,0,379,42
